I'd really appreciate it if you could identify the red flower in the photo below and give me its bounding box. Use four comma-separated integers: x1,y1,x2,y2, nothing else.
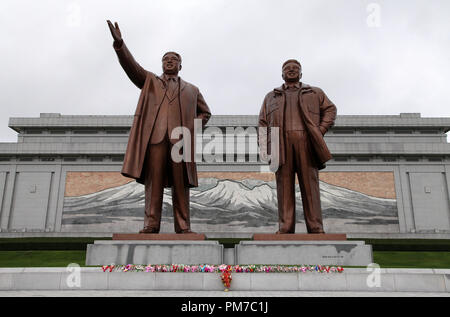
221,271,232,290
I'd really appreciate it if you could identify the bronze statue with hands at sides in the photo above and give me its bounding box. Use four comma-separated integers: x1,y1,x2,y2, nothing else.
107,21,211,234
258,59,337,234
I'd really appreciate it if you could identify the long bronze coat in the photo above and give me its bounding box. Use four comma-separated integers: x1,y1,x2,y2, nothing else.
258,83,336,170
114,42,211,186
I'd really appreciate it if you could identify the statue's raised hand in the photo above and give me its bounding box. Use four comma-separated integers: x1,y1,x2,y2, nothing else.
107,20,122,43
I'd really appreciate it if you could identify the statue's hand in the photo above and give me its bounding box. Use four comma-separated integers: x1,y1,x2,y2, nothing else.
107,20,122,42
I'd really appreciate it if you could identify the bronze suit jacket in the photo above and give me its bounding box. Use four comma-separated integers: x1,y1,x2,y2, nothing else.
258,83,337,170
114,42,211,186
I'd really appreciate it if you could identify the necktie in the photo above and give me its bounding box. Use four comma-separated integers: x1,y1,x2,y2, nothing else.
168,78,177,98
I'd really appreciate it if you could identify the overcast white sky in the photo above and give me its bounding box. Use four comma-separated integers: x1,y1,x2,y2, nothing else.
1,0,449,142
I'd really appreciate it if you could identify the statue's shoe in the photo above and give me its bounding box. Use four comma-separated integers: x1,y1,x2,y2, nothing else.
178,229,195,234
309,230,325,234
139,227,159,234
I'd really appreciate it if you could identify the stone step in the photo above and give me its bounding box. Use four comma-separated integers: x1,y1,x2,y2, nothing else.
1,268,449,292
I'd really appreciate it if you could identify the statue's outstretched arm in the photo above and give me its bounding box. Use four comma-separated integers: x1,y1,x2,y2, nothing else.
107,20,147,89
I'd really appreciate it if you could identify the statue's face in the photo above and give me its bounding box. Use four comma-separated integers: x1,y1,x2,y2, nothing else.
162,53,182,75
282,62,301,83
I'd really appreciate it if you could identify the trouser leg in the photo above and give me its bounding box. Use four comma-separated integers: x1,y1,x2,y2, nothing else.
143,138,169,232
170,158,191,233
292,131,324,233
275,133,296,233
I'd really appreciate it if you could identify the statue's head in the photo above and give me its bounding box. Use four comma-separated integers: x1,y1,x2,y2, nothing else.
162,51,182,75
282,59,302,83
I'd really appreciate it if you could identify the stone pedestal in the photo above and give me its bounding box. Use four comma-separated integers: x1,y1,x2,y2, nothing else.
86,240,223,266
253,233,347,241
235,240,373,266
112,233,206,240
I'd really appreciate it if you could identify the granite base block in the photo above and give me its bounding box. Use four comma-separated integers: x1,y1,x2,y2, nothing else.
235,240,373,266
85,240,223,265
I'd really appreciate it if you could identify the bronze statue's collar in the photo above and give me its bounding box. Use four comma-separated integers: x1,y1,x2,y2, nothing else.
157,74,187,91
282,82,301,90
274,82,311,94
161,73,179,82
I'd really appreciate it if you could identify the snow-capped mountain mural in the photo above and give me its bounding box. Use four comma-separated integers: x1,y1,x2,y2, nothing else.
61,177,399,233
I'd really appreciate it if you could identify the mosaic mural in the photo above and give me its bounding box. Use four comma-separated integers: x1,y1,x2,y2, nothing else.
61,171,399,233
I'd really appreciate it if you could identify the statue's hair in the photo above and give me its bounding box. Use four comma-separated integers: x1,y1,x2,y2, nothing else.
162,51,182,64
282,59,301,69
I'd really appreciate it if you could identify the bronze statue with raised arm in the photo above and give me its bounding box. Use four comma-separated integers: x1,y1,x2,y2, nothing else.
258,59,337,234
107,21,211,234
